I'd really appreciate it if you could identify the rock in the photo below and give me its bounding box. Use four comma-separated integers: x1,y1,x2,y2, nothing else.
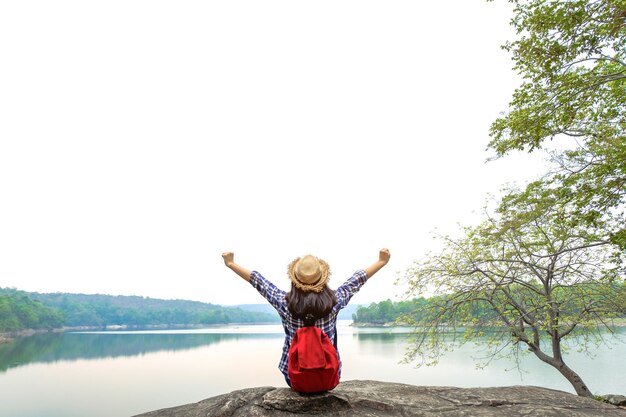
602,395,626,407
134,380,626,417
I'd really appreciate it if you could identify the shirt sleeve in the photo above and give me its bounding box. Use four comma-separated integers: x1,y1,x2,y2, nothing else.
333,269,368,312
249,270,288,312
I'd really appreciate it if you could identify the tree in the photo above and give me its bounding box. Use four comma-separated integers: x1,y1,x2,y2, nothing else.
488,0,626,246
352,298,430,325
0,294,64,332
403,192,625,397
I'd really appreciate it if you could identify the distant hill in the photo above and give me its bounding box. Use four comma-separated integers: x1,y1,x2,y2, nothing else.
0,287,365,334
0,288,278,331
234,303,362,321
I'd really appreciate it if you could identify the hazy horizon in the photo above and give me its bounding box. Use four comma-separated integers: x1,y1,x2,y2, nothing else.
2,285,370,308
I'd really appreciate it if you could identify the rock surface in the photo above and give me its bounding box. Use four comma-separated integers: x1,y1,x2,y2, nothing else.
602,395,626,407
134,380,626,417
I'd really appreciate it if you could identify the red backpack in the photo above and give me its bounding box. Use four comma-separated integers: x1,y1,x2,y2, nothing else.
287,326,340,393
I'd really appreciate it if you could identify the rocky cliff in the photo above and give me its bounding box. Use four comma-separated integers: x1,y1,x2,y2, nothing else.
134,379,626,417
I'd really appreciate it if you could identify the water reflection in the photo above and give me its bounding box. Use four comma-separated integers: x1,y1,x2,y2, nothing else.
354,332,411,343
0,331,282,373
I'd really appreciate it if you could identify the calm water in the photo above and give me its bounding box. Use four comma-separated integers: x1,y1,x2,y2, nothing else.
1,321,624,417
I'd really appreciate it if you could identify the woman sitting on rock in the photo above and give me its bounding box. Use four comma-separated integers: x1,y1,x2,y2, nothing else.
221,248,391,390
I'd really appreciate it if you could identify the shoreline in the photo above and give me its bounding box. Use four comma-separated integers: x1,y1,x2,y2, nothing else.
351,319,626,328
0,321,282,344
0,327,88,344
3,318,624,343
351,320,415,327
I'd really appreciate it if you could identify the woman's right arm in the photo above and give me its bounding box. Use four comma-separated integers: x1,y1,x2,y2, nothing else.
221,252,287,312
222,252,252,281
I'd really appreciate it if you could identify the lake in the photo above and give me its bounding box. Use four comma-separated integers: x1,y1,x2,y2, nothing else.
1,321,624,417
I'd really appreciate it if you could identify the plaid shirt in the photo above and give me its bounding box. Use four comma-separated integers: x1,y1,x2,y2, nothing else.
249,269,368,379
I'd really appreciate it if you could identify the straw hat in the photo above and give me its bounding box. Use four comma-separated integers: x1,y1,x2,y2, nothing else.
287,255,330,293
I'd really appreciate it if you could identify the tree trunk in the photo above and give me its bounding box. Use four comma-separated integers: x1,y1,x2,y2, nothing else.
553,360,593,398
528,345,593,398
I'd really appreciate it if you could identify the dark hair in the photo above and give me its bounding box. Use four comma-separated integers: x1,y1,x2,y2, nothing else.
286,283,337,326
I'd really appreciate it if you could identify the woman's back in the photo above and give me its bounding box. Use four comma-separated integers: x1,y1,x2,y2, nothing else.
221,249,391,388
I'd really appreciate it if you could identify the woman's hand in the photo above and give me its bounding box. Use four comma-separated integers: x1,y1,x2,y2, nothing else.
222,252,234,268
221,252,252,281
379,248,391,265
364,248,391,278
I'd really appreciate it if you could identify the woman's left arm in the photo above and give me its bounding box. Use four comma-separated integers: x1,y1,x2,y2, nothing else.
364,248,391,278
334,248,391,311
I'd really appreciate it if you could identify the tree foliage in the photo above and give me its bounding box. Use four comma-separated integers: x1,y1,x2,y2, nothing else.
403,193,625,397
488,0,626,246
0,294,64,332
352,298,429,325
402,0,625,399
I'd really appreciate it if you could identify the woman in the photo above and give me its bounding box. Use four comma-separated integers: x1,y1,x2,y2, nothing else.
221,248,391,387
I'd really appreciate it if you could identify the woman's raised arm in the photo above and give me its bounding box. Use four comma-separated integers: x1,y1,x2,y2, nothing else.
364,248,391,278
222,252,252,282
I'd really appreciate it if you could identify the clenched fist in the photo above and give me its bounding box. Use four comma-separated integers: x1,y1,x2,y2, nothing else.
222,252,234,267
379,248,390,264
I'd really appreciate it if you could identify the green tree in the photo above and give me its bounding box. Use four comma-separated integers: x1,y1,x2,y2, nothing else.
0,296,20,331
0,294,64,332
377,300,394,323
488,0,626,246
403,194,625,397
403,1,625,397
352,298,430,325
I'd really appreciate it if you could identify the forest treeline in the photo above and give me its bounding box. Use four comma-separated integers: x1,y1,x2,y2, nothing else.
352,297,510,325
0,294,64,332
352,283,626,326
352,298,426,325
0,288,278,332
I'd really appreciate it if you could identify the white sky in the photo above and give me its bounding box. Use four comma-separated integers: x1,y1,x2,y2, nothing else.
0,0,547,306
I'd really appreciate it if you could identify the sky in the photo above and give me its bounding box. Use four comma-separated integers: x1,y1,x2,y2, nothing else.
0,0,549,306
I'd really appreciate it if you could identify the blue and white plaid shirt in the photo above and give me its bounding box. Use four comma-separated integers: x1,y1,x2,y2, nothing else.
249,269,369,380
